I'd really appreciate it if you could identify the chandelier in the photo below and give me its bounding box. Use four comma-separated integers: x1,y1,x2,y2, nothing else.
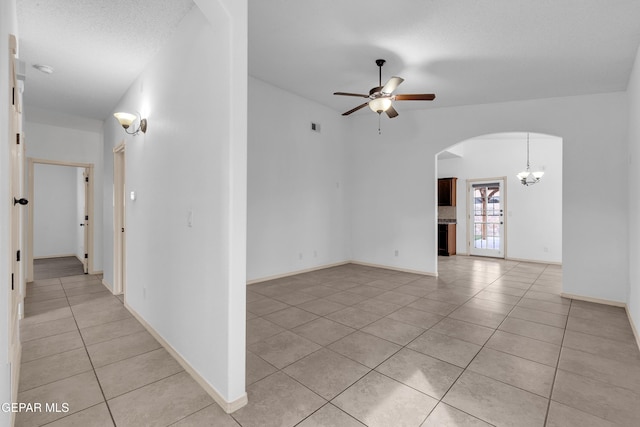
516,133,544,186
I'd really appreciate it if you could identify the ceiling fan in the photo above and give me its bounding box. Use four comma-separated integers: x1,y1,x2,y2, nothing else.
334,59,436,118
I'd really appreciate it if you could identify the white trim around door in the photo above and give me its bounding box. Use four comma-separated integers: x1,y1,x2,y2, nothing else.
113,143,126,296
27,158,95,281
467,177,507,258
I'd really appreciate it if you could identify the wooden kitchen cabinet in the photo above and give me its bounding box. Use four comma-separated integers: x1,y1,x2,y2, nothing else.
438,224,456,256
438,178,457,206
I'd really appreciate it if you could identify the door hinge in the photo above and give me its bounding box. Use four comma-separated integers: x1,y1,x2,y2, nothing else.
122,227,125,233
16,250,20,262
16,133,20,145
11,273,14,291
84,253,88,259
85,176,89,183
85,215,89,221
12,87,15,105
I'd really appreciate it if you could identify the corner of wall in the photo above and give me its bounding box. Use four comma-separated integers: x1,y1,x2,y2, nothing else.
627,42,640,336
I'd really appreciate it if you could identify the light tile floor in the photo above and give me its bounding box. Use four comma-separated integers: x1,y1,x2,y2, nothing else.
17,257,640,426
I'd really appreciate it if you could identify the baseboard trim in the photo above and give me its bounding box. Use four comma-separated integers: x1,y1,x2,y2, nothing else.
124,302,248,413
560,293,626,307
247,261,350,285
561,292,640,352
248,260,438,285
626,306,640,353
505,256,562,266
349,260,437,277
33,254,76,259
101,278,113,293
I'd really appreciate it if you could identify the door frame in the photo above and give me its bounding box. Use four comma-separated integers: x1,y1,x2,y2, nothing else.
82,168,89,273
27,158,95,281
113,143,126,295
8,33,24,412
466,177,507,258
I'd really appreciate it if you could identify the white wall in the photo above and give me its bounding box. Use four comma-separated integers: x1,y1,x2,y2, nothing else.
33,164,77,257
103,2,247,406
25,120,103,272
350,92,628,303
0,0,18,424
438,134,562,263
247,77,350,281
628,44,640,334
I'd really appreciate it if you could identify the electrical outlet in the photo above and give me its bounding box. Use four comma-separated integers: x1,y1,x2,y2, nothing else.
314,250,317,258
394,250,399,257
187,210,193,228
299,253,303,260
543,247,548,252
143,287,146,299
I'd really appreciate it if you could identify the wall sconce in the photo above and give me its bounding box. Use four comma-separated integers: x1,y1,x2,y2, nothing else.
114,112,147,135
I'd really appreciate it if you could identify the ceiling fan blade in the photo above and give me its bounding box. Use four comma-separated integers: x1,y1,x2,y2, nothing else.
394,94,436,101
381,76,404,94
385,105,399,118
334,92,369,98
342,102,369,116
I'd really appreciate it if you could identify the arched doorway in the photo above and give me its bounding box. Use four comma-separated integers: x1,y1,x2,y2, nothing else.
436,132,562,267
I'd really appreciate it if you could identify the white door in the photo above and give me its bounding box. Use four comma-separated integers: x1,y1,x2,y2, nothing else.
469,179,505,258
113,145,126,295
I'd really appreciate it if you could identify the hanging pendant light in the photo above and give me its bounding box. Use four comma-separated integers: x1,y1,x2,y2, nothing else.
516,133,544,186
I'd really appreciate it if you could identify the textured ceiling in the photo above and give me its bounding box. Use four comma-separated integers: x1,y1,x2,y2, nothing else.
250,0,640,116
17,0,194,120
16,1,640,122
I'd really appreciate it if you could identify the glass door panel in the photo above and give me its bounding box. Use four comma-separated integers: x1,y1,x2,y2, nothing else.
469,180,504,258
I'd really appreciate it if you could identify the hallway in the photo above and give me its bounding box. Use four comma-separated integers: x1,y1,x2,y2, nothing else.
33,257,84,280
17,257,640,426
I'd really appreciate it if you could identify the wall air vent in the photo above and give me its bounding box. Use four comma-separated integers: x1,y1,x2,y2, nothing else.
311,122,321,133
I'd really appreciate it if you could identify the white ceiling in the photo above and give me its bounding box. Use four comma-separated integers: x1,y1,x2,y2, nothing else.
16,0,640,122
250,0,640,116
17,0,194,121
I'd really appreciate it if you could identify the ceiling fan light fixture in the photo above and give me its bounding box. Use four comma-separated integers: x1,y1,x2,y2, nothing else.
369,97,392,113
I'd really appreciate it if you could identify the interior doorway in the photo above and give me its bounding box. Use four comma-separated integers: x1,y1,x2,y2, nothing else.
113,143,126,296
468,178,505,258
27,159,94,282
436,132,563,266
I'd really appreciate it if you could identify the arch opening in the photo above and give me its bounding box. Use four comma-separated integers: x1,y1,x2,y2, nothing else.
435,131,563,278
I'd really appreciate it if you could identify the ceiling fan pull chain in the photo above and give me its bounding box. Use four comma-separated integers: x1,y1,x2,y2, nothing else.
378,113,382,135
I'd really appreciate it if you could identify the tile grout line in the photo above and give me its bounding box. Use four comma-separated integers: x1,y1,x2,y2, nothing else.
246,260,570,426
250,260,546,426
423,261,550,425
60,279,119,427
543,295,571,426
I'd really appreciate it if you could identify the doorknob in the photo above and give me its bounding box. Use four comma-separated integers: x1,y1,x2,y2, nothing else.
13,197,28,206
80,223,85,226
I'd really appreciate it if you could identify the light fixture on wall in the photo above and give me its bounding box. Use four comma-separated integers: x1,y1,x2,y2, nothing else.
113,112,147,135
516,133,544,186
